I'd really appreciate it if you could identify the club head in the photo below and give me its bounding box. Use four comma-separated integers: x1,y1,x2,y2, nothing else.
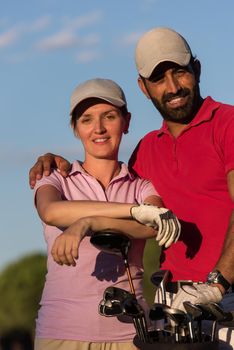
149,303,169,320
164,306,188,326
122,296,143,317
150,270,170,304
99,286,133,317
183,301,202,319
90,230,130,259
99,298,123,317
208,302,234,322
195,303,217,320
103,286,132,301
150,270,170,286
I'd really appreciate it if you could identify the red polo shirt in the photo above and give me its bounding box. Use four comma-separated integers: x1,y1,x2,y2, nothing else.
130,97,234,282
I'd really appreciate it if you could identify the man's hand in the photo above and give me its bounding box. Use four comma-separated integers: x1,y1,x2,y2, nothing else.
131,204,181,248
171,284,223,312
29,153,71,189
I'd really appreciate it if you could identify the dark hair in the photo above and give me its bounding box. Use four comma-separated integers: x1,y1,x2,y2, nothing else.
140,54,198,82
70,100,128,130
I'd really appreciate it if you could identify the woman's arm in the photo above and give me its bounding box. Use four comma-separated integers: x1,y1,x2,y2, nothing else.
36,185,163,227
51,216,158,266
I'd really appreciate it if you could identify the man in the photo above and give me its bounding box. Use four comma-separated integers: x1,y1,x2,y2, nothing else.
29,27,234,346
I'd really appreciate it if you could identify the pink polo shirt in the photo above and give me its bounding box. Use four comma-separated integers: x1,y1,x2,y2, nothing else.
34,161,158,341
130,97,234,282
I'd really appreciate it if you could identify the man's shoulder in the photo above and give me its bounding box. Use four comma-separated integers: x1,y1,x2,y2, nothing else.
140,129,161,142
207,96,234,116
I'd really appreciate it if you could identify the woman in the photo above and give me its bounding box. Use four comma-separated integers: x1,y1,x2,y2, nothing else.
34,78,180,350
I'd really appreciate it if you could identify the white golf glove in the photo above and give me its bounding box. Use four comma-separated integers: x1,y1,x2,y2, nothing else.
130,204,181,248
171,283,223,312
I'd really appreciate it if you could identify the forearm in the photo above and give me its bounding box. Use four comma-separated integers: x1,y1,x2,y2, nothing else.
37,186,163,227
215,210,234,285
42,200,134,227
82,216,157,239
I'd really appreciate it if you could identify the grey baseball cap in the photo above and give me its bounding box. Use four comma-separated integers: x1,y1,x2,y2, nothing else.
70,78,127,116
135,27,192,78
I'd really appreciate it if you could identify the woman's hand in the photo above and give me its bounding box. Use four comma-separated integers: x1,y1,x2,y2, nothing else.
51,217,91,266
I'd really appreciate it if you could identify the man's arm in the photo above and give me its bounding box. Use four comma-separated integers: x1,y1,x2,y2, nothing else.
29,153,71,189
215,170,234,287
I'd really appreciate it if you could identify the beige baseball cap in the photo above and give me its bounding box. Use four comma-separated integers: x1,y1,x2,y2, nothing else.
135,27,192,78
70,78,127,116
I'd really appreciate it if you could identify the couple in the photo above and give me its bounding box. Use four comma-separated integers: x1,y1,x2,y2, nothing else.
31,27,234,350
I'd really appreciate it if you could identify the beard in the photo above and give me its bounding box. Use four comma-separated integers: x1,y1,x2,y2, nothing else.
150,84,202,124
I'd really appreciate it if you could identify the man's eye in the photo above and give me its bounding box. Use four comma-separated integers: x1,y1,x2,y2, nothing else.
105,114,117,120
176,69,187,75
150,75,164,83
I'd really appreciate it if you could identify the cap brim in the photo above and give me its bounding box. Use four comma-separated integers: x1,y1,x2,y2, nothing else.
139,52,191,78
70,96,126,116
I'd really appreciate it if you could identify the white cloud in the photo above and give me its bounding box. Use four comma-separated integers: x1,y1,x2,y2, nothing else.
0,28,20,48
80,33,100,46
34,12,102,52
63,11,103,31
35,30,78,51
0,16,51,49
120,32,143,47
29,16,51,32
75,50,100,63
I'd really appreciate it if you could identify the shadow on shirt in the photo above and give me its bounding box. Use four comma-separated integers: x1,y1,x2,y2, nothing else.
91,251,125,282
160,219,203,264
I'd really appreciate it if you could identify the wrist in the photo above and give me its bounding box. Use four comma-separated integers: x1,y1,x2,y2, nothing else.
209,283,226,295
206,269,231,294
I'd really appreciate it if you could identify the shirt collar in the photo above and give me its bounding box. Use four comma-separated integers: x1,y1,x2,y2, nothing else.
157,96,221,136
69,160,135,180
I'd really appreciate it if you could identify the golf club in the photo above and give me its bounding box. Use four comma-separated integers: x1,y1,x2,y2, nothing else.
196,303,218,342
150,270,170,304
183,301,203,342
90,230,135,294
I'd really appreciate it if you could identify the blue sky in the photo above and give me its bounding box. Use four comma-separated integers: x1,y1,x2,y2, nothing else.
1,0,234,270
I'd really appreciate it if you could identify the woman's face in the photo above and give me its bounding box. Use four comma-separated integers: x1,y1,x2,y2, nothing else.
74,102,130,161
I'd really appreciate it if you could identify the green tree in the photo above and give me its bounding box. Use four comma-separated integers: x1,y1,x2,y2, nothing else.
0,253,47,335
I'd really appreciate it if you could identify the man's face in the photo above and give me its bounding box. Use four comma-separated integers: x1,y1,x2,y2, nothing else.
139,62,201,124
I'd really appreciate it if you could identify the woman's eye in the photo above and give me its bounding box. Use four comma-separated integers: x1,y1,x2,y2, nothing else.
80,117,91,124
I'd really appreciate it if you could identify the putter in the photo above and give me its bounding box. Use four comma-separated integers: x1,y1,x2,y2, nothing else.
150,270,170,304
90,230,135,294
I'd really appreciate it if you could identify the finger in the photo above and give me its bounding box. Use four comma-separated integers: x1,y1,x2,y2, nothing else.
156,217,163,241
55,156,71,177
164,219,177,248
51,239,63,265
57,243,70,265
29,161,43,189
173,218,181,243
52,235,70,265
71,240,79,261
64,240,76,266
38,155,55,176
159,219,171,246
157,215,168,242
